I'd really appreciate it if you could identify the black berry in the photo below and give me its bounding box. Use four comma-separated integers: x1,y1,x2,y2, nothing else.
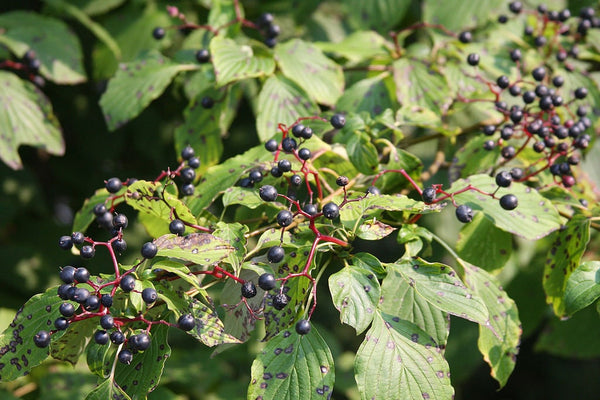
272,293,289,310
101,294,113,308
366,186,381,195
142,288,158,304
152,27,165,40
336,176,349,186
110,331,125,345
281,137,297,152
81,245,95,259
290,174,302,186
277,210,294,227
130,333,151,351
295,319,311,335
422,187,436,203
574,87,588,99
322,202,340,219
181,145,195,160
241,281,257,298
120,274,136,293
456,204,474,223
113,213,128,229
59,302,75,317
267,246,285,263
259,185,278,202
100,314,115,330
178,314,195,331
72,288,90,304
74,267,90,283
298,148,311,161
196,49,210,63
33,331,51,348
180,167,196,183
265,139,278,152
330,114,346,129
141,242,158,259
291,124,305,138
54,317,69,331
458,31,472,43
118,349,133,364
467,53,480,66
278,159,292,172
169,219,186,235
303,203,318,216
500,194,518,210
58,235,73,250
201,96,214,109
249,170,263,183
94,330,110,345
105,177,122,193
84,295,100,311
60,266,76,284
258,273,276,291
71,232,85,245
495,171,512,187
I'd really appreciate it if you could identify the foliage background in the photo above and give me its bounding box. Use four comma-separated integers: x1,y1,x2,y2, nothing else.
0,0,599,399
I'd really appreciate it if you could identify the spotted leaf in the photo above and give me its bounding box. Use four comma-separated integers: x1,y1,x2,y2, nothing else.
346,0,411,33
86,338,117,379
543,214,592,317
210,36,275,87
336,74,396,117
463,263,521,388
186,298,241,347
423,0,504,31
355,312,454,400
449,174,561,240
563,261,600,317
248,326,335,400
328,265,380,334
51,316,97,365
85,378,131,400
154,233,234,267
99,50,197,131
0,287,71,381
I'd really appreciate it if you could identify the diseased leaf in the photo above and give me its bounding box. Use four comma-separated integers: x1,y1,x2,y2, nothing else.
448,174,561,240
51,317,96,365
346,132,380,175
210,36,275,87
316,31,389,62
0,11,86,84
154,233,234,266
0,288,71,380
0,71,64,170
85,379,131,400
543,214,592,317
328,265,380,334
356,220,395,240
99,50,196,131
114,324,170,399
464,263,521,388
346,0,411,33
564,261,600,317
150,259,201,290
256,75,319,142
212,222,248,274
393,58,451,115
355,312,454,400
86,338,116,378
186,298,241,346
222,187,265,209
456,212,512,272
423,0,504,30
336,74,396,116
275,39,344,106
248,326,335,400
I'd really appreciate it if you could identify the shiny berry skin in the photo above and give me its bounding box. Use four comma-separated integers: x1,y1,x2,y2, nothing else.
534,36,547,47
181,145,195,160
169,219,186,235
483,140,495,151
178,314,195,331
94,330,110,345
322,202,340,219
298,148,311,161
113,213,128,229
241,281,257,298
422,187,436,203
239,177,253,188
101,294,113,308
180,167,196,183
106,177,122,193
456,205,474,223
295,319,311,335
142,288,158,304
259,185,278,202
303,203,318,216
196,49,210,63
497,75,509,89
93,203,107,216
100,314,115,330
482,125,496,136
34,331,51,348
110,331,125,345
278,159,292,172
277,210,294,227
54,317,69,331
495,171,512,187
60,266,76,284
120,275,136,293
152,27,165,40
290,174,302,186
257,12,274,28
330,114,346,129
574,87,588,99
71,232,85,245
510,168,524,180
291,124,305,138
499,194,518,210
57,284,71,300
141,242,158,259
96,211,113,229
129,333,151,351
458,31,472,43
73,288,90,304
59,302,75,317
118,349,133,364
187,156,201,169
501,146,516,159
300,126,313,139
84,295,100,311
181,183,194,196
272,293,289,310
336,176,349,186
249,170,263,183
258,273,276,291
366,186,381,195
81,245,95,259
467,53,480,66
532,67,546,81
58,235,73,250
510,49,522,61
267,246,285,263
265,139,278,152
266,24,280,39
74,267,90,283
281,137,297,152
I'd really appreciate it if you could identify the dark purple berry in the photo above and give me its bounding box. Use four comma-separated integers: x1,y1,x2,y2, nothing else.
118,349,133,364
169,219,186,235
499,194,518,210
456,205,474,223
422,187,436,203
101,294,113,308
74,267,90,283
277,210,294,227
60,266,76,284
71,232,85,245
110,331,125,344
467,53,480,66
81,245,95,259
295,319,311,335
298,148,311,160
258,273,276,291
130,333,151,351
495,171,512,187
57,284,70,300
141,242,158,259
59,302,75,317
300,126,313,139
58,235,73,250
267,246,285,263
501,146,516,159
73,288,90,304
330,114,346,129
265,139,278,152
106,177,122,193
259,185,278,202
322,202,340,219
181,145,195,160
201,96,214,109
180,167,196,183
366,186,381,195
249,170,263,183
84,295,100,311
178,314,195,331
272,293,289,310
574,87,588,99
290,174,302,186
291,124,305,138
152,27,165,40
120,274,136,293
196,49,210,63
94,330,109,345
281,137,297,152
497,75,509,89
54,317,69,331
303,203,318,216
33,331,51,348
241,281,257,298
278,159,292,172
100,314,115,330
458,31,472,43
510,168,524,181
142,288,158,304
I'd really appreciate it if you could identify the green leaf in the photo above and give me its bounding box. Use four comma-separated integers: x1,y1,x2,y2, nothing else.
275,39,344,106
85,379,131,400
464,263,521,388
564,261,600,316
114,324,170,399
449,135,501,181
448,174,561,240
379,265,449,346
51,317,97,365
346,0,411,33
222,187,265,209
423,0,504,30
185,298,241,346
154,233,234,266
212,222,248,273
54,0,126,16
328,265,380,334
99,50,196,131
210,36,275,87
125,180,196,227
151,259,201,290
0,71,64,170
316,31,389,62
346,132,380,175
356,220,395,240
355,312,454,400
392,58,451,115
543,214,592,317
0,11,86,84
456,212,512,272
86,339,116,378
385,259,492,330
39,371,98,400
0,287,71,380
248,326,335,400
336,74,396,116
256,75,319,142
